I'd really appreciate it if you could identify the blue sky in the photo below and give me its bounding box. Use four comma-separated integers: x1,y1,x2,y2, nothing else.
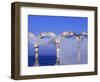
28,15,88,35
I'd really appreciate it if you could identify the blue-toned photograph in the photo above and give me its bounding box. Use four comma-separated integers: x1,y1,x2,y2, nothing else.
28,15,88,67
